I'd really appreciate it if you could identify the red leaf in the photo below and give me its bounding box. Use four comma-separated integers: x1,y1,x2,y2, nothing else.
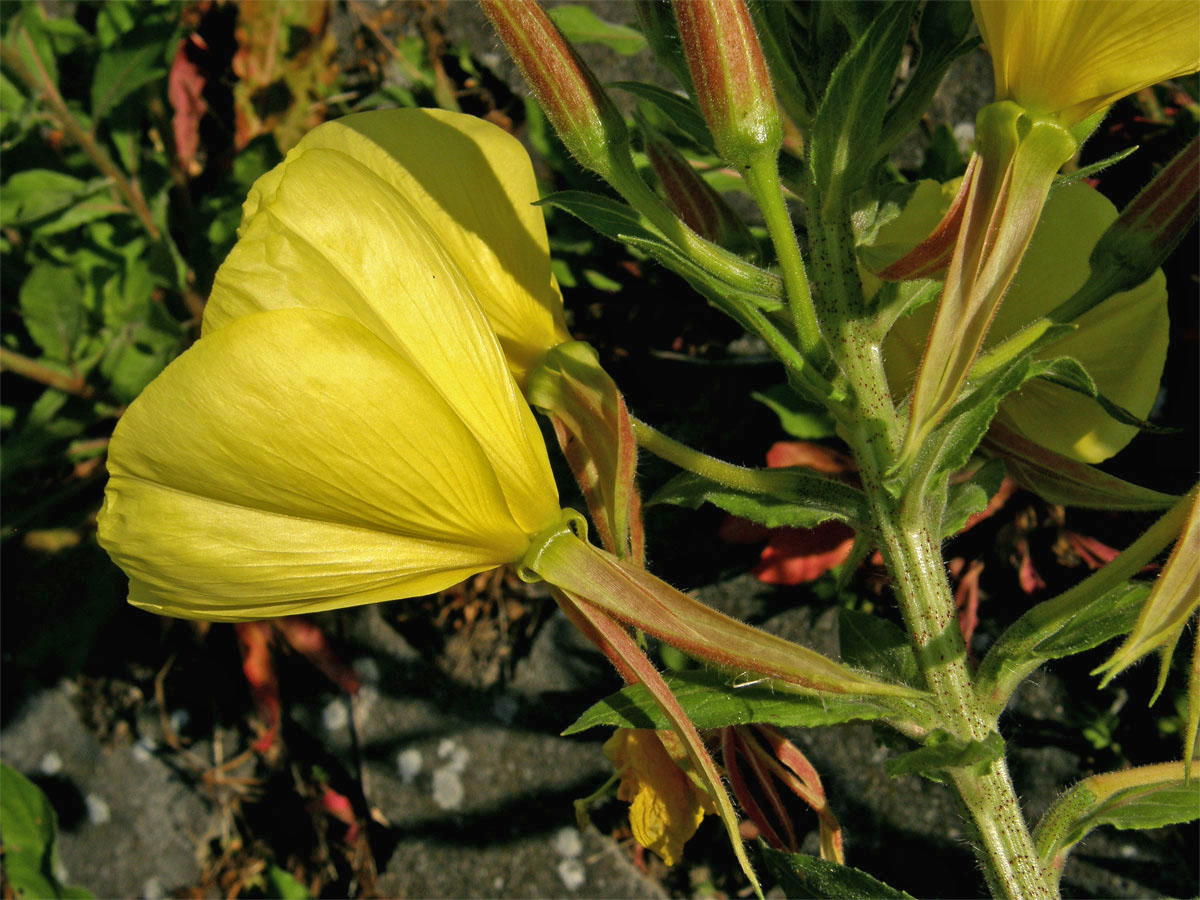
753,522,856,585
952,558,985,650
235,621,280,752
1014,538,1046,594
318,785,359,844
272,616,360,695
168,34,209,177
1062,530,1122,570
765,441,857,477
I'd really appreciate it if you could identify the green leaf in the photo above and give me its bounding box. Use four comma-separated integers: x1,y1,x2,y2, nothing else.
884,730,1005,782
809,1,918,209
98,305,184,403
620,233,783,312
1033,762,1200,872
6,6,59,94
19,263,84,362
0,763,94,899
649,467,867,529
562,669,899,735
878,2,978,160
0,170,104,228
984,422,1178,511
753,384,837,439
838,609,921,689
941,458,1006,538
264,865,313,900
611,81,716,153
760,846,916,899
547,6,646,56
536,190,658,245
90,23,174,119
1030,582,1149,659
1033,356,1178,434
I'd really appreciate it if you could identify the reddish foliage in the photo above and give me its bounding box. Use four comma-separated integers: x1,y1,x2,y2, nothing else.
168,33,209,176
317,785,359,844
273,616,360,696
752,522,856,585
235,621,280,753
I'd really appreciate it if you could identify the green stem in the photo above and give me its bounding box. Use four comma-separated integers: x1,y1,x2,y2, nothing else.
744,154,824,361
631,416,790,494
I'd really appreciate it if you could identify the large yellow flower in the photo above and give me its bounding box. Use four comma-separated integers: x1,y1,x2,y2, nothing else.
972,0,1200,126
99,110,566,620
205,108,571,387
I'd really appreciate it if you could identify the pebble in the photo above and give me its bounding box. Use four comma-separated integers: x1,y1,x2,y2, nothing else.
431,766,465,810
85,793,112,825
396,748,423,784
132,736,157,763
322,698,349,732
141,876,165,900
353,657,381,684
39,750,63,775
553,826,583,858
557,857,586,891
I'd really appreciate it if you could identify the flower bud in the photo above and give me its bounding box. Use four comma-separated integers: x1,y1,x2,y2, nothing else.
673,0,782,169
481,0,632,181
1088,137,1199,296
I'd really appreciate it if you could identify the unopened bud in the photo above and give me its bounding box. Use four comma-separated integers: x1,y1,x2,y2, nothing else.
482,0,631,181
673,0,782,169
1089,137,1199,295
643,125,757,257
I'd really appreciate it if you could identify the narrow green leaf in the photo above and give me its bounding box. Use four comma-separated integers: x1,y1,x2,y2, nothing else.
760,846,916,899
610,81,715,152
1030,582,1149,659
810,1,918,208
752,385,837,439
885,730,1005,781
536,190,658,245
547,6,646,56
984,422,1178,511
562,669,899,735
649,467,867,529
838,609,922,689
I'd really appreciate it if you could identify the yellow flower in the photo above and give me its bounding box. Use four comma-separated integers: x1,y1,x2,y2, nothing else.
98,111,567,621
603,729,714,867
205,108,571,388
972,0,1200,126
879,180,1168,463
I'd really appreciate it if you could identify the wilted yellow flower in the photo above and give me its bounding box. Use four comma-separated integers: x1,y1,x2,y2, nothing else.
99,111,568,621
972,0,1200,126
879,180,1168,463
603,729,715,866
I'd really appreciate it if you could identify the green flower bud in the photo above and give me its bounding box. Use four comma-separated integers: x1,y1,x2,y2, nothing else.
673,0,782,169
482,0,632,181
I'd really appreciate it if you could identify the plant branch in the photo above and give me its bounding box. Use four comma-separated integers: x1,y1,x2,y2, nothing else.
0,348,93,398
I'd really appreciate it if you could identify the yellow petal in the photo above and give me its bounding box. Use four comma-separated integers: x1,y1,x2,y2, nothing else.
883,181,1168,463
215,108,570,384
99,309,537,620
603,729,710,867
989,182,1168,462
972,0,1200,125
204,115,560,535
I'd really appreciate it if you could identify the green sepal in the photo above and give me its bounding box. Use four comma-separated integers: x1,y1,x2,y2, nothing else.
649,467,868,530
884,730,1006,782
759,845,916,899
562,669,908,735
